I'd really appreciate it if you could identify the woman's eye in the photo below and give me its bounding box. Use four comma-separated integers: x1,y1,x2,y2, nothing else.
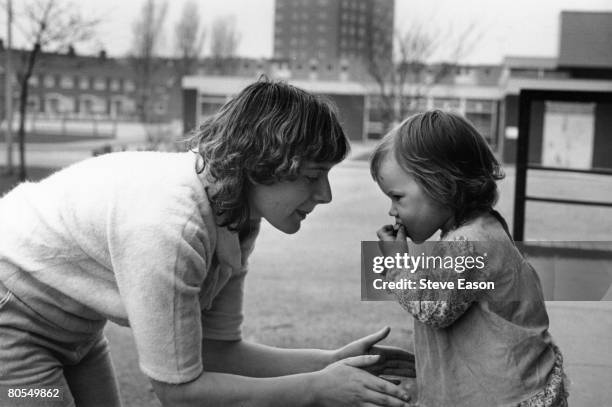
304,175,320,183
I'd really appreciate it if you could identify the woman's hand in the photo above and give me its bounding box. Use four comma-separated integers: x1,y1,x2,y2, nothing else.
334,327,415,378
311,354,413,407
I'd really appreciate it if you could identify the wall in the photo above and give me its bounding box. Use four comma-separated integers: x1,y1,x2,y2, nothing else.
323,94,365,141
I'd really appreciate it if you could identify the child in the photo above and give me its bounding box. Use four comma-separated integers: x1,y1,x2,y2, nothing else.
0,80,415,407
370,110,568,406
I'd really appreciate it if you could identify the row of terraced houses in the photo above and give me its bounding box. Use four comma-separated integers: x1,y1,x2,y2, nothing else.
1,7,612,168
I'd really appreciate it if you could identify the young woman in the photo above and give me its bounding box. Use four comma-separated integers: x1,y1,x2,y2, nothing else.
0,80,414,407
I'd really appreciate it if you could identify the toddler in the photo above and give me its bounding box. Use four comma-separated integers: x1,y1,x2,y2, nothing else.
371,110,568,406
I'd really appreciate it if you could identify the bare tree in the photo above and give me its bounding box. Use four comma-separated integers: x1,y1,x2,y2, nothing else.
366,18,482,133
209,15,241,75
174,0,205,77
130,0,168,123
11,0,97,180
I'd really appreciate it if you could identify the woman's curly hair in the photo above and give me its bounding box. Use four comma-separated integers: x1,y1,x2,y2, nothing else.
189,79,350,231
370,109,505,229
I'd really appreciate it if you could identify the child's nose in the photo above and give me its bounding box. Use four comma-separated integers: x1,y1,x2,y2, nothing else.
388,205,397,217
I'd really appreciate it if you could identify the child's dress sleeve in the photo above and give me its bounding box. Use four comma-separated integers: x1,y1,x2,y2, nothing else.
385,237,492,328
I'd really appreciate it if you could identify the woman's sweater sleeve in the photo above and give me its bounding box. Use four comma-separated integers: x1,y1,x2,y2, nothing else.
107,185,211,384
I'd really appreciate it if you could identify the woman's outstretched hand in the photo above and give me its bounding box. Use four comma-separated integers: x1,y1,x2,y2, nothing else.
334,326,416,378
311,354,413,406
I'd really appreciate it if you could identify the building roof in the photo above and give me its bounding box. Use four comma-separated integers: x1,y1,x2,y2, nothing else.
503,77,612,94
558,11,612,68
182,76,369,95
0,48,185,81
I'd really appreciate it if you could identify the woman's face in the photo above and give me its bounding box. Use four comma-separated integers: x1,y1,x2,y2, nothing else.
377,153,453,243
248,161,335,234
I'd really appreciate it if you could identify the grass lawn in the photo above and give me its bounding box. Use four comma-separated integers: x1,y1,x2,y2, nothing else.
1,133,114,143
0,167,59,195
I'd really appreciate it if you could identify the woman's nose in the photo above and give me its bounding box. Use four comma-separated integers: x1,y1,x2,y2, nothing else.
313,176,332,204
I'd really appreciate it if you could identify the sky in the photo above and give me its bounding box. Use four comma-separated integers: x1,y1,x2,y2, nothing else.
2,0,612,64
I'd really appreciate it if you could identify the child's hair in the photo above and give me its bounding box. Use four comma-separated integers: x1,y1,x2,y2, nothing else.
370,109,504,228
189,79,350,231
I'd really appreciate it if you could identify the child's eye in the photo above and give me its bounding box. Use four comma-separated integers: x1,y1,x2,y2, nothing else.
303,174,320,183
391,195,402,201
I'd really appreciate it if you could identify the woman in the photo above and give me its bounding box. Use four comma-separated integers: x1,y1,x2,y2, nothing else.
0,80,414,406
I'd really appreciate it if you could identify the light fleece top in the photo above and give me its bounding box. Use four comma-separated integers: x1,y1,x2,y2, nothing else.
0,151,260,384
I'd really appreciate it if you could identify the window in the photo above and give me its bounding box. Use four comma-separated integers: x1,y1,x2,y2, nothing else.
113,99,123,116
124,80,135,92
46,93,73,114
199,96,226,119
60,75,73,89
110,79,121,92
80,76,89,90
466,112,493,143
466,99,493,113
433,98,460,110
80,95,105,115
44,75,55,88
94,78,106,91
83,99,93,114
26,97,39,112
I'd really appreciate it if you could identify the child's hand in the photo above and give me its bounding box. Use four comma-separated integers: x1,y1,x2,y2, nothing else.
334,327,416,378
377,224,409,258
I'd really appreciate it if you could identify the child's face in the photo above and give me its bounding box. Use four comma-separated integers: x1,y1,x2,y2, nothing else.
248,161,335,234
377,153,453,243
